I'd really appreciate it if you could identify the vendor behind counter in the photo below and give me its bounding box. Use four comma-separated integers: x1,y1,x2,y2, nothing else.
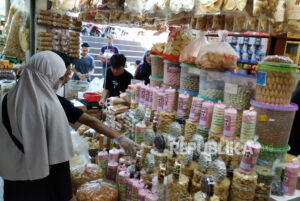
101,54,133,106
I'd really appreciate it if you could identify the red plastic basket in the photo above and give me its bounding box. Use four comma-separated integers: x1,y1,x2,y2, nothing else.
83,92,101,102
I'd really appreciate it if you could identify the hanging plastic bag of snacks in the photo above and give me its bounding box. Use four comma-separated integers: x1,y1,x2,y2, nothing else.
233,15,247,32
179,32,209,65
253,0,280,19
195,0,223,15
225,15,234,32
212,15,225,30
259,17,270,33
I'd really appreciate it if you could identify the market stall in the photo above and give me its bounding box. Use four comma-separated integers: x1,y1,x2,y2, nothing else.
2,0,300,201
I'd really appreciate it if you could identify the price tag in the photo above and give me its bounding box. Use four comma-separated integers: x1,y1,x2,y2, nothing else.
225,83,238,94
258,114,268,122
257,71,267,86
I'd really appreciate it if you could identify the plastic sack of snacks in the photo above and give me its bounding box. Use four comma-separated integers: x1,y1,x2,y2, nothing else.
233,15,247,32
151,43,166,56
195,31,238,72
71,164,104,190
166,174,189,201
163,27,194,62
179,32,208,65
76,179,118,201
4,1,19,35
287,0,300,33
230,168,257,201
3,0,27,59
194,192,220,201
259,17,270,33
212,15,225,30
70,131,90,167
169,0,195,14
222,0,247,12
225,15,234,32
246,17,259,31
195,0,223,15
125,0,145,16
253,0,280,19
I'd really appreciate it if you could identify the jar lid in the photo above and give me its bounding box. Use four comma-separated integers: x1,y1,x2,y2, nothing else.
250,99,299,112
226,71,256,79
201,175,214,198
180,63,197,68
151,54,162,58
149,76,163,81
258,63,297,72
261,145,290,152
178,88,199,95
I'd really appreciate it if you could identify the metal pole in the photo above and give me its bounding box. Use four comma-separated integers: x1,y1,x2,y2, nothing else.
29,0,35,56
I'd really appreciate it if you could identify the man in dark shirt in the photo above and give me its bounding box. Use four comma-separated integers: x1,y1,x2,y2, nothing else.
289,81,300,156
101,54,133,105
52,51,140,157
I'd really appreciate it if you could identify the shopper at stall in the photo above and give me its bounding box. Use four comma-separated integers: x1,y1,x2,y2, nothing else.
134,50,151,85
99,34,119,76
0,51,74,201
289,81,300,156
72,42,95,82
101,54,132,105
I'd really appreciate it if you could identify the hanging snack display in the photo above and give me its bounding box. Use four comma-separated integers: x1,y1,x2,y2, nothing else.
253,0,280,19
230,169,258,201
163,28,193,62
224,72,256,110
199,70,225,102
195,0,223,14
180,63,200,92
251,100,298,148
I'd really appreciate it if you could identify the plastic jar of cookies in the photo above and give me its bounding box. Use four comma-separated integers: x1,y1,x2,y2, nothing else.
254,166,275,201
251,100,298,148
150,76,163,87
255,62,297,106
151,55,164,78
257,145,290,171
163,60,181,87
199,70,225,102
230,169,257,201
224,72,256,110
180,63,200,93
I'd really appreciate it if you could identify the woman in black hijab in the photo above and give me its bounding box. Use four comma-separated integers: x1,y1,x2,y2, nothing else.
134,50,151,85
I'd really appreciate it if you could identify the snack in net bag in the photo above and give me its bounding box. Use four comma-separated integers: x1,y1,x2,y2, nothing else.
195,0,223,15
163,27,194,62
286,0,300,33
71,164,104,191
222,0,248,12
179,32,209,65
195,31,238,72
76,179,118,201
169,0,195,14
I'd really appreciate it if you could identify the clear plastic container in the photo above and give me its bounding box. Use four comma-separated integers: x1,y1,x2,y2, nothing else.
151,55,164,78
257,145,290,169
163,60,181,87
65,80,89,99
0,80,16,98
254,166,274,201
224,72,256,110
255,63,297,106
251,100,298,148
199,70,225,102
150,76,163,87
180,63,200,93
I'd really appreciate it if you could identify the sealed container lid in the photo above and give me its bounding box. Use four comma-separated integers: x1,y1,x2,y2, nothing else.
258,63,297,72
262,55,295,64
225,71,256,79
251,99,298,111
261,145,290,153
178,88,199,95
181,63,198,68
151,54,162,58
149,76,163,81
